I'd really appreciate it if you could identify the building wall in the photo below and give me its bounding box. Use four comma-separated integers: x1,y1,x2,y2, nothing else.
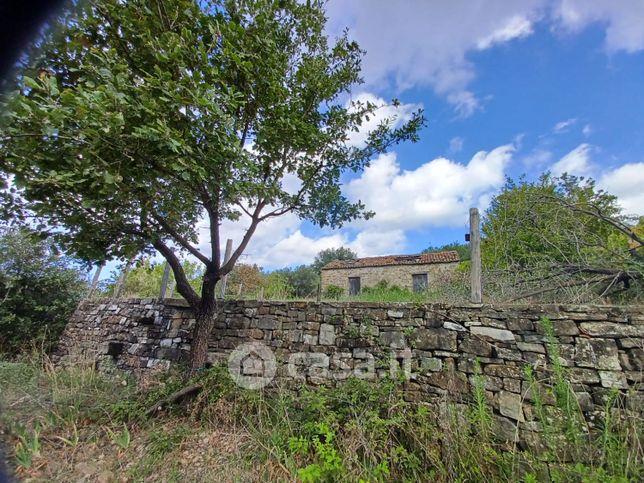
320,262,458,293
56,298,644,445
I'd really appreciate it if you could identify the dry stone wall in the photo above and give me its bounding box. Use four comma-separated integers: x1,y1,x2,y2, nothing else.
56,299,643,441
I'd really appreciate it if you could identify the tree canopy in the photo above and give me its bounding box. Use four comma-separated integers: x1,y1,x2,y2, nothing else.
482,174,643,302
423,241,470,261
0,0,423,367
0,227,87,355
312,246,357,273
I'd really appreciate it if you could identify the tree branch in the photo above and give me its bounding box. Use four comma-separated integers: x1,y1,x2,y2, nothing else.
544,194,644,247
150,211,210,266
152,239,200,307
219,200,266,276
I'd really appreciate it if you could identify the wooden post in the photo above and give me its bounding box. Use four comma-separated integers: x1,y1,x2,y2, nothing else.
469,207,482,304
159,262,171,299
114,259,133,299
88,263,104,298
218,238,233,299
168,281,176,299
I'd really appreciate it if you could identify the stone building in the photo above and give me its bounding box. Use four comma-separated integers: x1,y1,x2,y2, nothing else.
320,251,460,295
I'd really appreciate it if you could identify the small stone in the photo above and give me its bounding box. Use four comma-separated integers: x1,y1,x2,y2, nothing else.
599,371,628,389
459,336,493,357
387,310,405,319
257,317,280,330
412,328,457,351
537,320,579,336
319,324,336,345
420,357,442,372
516,342,545,354
574,339,621,370
444,322,466,332
498,390,525,421
471,327,516,342
380,330,406,349
503,378,521,393
303,333,318,345
579,322,642,338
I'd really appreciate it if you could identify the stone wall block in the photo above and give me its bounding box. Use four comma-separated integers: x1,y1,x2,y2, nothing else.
412,328,457,351
459,336,493,357
471,327,516,342
579,322,642,338
319,324,336,346
574,339,621,370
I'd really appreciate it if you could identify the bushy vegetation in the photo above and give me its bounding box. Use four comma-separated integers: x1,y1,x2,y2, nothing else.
1,322,641,482
482,174,644,303
0,227,87,355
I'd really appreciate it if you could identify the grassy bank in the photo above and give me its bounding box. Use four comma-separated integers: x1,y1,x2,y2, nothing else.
0,351,642,482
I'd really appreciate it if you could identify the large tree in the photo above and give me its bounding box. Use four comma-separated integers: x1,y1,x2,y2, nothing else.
0,0,424,368
482,174,643,302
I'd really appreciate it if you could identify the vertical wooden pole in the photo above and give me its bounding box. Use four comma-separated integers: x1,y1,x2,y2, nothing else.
470,207,482,304
88,263,104,298
168,281,176,299
218,238,233,299
159,262,171,299
114,259,133,299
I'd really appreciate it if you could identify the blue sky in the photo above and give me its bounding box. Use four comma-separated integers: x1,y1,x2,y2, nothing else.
213,0,644,270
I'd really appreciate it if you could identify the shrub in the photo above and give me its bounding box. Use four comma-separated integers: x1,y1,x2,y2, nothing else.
323,284,344,300
0,228,87,355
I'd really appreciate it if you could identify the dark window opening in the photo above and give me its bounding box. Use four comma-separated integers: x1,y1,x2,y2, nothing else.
348,277,361,296
106,342,124,360
412,273,428,293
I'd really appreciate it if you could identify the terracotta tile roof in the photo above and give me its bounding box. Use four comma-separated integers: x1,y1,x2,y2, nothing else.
321,250,460,270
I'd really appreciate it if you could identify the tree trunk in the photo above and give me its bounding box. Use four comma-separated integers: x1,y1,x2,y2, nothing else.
190,299,217,370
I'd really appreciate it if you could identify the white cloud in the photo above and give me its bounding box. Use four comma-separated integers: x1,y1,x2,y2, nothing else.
553,117,578,133
326,1,644,116
345,145,514,230
553,0,644,53
582,124,592,137
326,0,544,116
449,136,464,153
476,15,535,49
599,162,644,215
551,143,595,177
345,92,422,147
523,148,553,167
197,199,408,270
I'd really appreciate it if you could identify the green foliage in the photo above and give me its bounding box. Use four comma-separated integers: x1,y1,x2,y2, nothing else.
312,247,357,273
323,284,344,300
0,0,423,313
423,241,471,261
129,426,191,481
107,423,131,450
357,280,424,303
470,360,493,440
271,264,319,298
481,174,643,301
262,272,293,300
296,422,344,482
0,227,87,355
103,258,203,298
